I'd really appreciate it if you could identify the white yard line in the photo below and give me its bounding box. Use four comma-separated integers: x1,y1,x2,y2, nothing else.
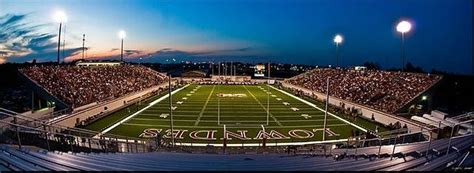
268,85,367,132
243,85,283,126
94,84,190,138
194,85,216,126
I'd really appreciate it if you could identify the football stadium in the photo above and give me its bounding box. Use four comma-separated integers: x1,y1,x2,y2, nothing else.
87,83,365,145
0,0,473,171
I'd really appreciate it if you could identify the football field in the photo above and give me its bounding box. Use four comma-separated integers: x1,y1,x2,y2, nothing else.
96,84,366,146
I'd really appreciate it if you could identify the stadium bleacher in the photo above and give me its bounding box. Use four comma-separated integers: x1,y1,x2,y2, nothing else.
20,65,168,109
286,68,441,113
0,134,471,171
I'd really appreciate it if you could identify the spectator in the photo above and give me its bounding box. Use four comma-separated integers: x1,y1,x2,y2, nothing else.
20,64,168,108
287,68,441,113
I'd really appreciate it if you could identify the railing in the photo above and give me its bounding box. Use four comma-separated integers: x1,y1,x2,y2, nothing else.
3,104,467,157
0,119,149,153
446,119,474,155
0,107,150,153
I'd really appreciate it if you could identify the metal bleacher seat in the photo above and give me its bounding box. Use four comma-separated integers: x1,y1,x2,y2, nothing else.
0,163,10,171
0,149,48,171
8,149,77,171
383,135,473,171
0,133,471,171
25,151,106,171
409,152,462,171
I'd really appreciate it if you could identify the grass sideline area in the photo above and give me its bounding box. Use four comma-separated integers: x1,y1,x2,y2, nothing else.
83,91,170,132
280,87,390,133
84,84,382,145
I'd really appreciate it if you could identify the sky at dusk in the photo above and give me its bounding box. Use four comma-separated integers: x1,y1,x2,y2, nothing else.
0,0,472,74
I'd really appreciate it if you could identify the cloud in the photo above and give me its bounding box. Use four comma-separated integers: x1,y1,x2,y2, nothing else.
146,47,254,58
124,49,143,56
0,13,82,63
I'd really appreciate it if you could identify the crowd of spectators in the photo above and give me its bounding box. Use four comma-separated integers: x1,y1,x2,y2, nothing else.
286,68,441,113
20,65,168,108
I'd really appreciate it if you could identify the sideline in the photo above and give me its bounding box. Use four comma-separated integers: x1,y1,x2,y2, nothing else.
268,85,368,132
94,84,190,138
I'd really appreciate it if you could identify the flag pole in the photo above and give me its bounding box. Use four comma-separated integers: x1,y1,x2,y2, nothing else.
267,62,270,125
223,124,227,153
169,75,175,147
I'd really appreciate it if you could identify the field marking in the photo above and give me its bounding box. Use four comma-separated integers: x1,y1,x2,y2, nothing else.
94,84,190,137
140,113,199,117
203,115,327,118
268,85,367,132
194,85,216,126
131,118,341,123
139,114,328,118
242,85,283,126
122,122,349,129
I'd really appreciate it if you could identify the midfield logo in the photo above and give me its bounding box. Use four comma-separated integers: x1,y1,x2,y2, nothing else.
217,93,248,98
139,128,340,140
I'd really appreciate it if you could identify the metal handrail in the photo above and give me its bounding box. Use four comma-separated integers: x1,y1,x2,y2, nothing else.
0,118,149,153
0,108,143,141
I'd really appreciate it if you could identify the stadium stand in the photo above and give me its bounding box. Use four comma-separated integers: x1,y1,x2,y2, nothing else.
0,133,471,171
20,65,167,109
286,68,441,113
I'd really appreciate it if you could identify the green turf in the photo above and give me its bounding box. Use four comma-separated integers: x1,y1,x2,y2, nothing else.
295,92,390,133
83,92,169,132
85,84,369,144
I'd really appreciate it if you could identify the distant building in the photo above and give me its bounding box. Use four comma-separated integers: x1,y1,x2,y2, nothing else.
181,70,207,78
354,66,367,71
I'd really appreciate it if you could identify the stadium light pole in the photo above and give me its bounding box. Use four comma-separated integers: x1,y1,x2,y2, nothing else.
82,34,86,60
54,11,67,64
333,34,343,67
62,24,66,62
396,20,412,71
323,77,330,141
218,61,221,76
118,30,126,62
211,62,214,76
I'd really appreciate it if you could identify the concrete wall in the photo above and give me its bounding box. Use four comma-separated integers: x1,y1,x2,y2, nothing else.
20,107,54,120
18,71,69,111
0,107,54,128
280,81,424,132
